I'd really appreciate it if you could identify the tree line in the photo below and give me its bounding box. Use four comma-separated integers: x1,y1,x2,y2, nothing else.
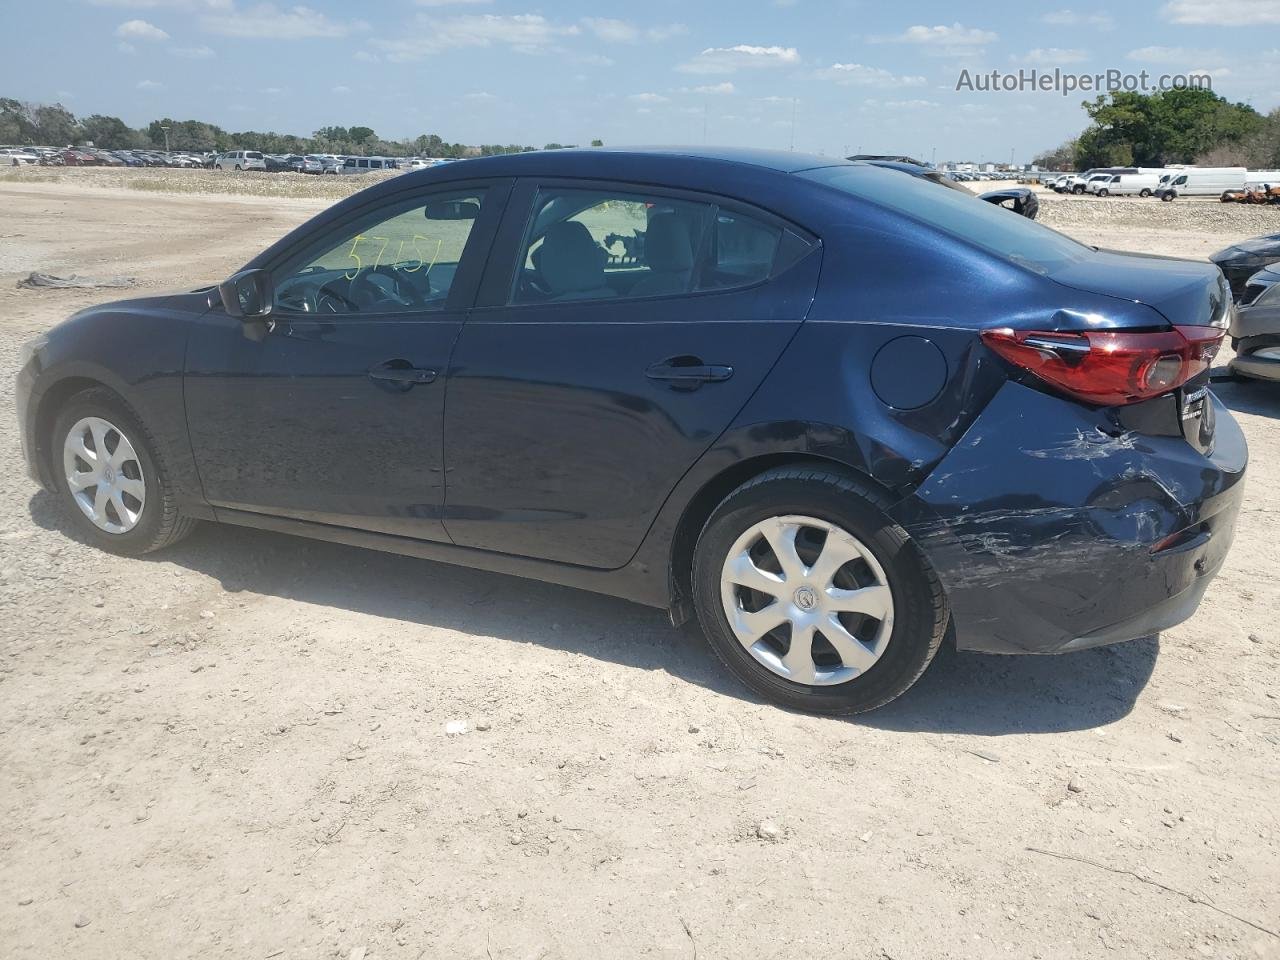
1,97,603,157
1034,88,1280,171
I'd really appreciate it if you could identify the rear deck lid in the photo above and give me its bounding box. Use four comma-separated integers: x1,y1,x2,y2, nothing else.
1045,249,1230,329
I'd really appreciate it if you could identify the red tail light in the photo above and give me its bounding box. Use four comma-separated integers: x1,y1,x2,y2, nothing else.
980,325,1224,406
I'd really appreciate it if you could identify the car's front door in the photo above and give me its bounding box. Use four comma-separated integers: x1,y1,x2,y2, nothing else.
185,179,509,541
442,179,822,567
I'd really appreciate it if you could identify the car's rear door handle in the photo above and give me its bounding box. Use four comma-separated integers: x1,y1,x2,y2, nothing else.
645,357,734,390
368,359,437,388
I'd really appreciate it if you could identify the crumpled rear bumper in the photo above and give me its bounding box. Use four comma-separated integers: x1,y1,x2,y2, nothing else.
889,382,1246,654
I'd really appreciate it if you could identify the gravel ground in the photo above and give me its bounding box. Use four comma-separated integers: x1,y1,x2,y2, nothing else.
0,178,1277,960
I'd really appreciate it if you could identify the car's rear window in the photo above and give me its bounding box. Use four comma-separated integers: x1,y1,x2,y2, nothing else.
247,152,263,159
799,163,1088,275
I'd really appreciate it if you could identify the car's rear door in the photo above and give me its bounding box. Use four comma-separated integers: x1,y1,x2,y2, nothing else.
441,177,822,568
185,178,511,541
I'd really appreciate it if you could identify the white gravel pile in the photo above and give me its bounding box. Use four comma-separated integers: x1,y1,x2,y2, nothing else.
1039,195,1279,237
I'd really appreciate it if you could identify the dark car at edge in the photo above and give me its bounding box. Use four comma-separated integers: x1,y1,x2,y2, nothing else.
15,147,1246,714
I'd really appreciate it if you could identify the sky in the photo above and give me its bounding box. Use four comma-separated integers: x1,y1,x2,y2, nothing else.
2,0,1280,162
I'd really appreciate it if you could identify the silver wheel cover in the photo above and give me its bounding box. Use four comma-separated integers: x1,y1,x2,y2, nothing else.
62,416,147,534
719,515,895,686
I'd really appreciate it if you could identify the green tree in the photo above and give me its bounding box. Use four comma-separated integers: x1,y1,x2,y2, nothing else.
590,138,604,147
348,125,375,145
0,98,35,143
80,115,138,149
31,103,79,146
1075,88,1262,168
1032,138,1075,170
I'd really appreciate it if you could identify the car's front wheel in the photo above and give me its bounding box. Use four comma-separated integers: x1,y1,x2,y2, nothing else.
692,467,947,715
53,389,195,555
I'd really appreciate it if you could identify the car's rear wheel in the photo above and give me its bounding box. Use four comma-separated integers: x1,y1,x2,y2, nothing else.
53,389,195,555
692,467,947,715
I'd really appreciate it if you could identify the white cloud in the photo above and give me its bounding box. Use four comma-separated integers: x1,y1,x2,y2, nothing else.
693,81,736,94
117,41,137,54
136,79,165,89
577,53,615,67
582,17,639,42
628,92,669,103
821,63,927,87
370,13,577,60
878,23,997,48
677,44,800,74
416,0,491,5
331,84,351,94
884,99,939,108
1041,9,1114,28
646,23,687,41
171,44,215,58
1015,47,1088,64
92,0,232,6
201,5,368,39
1127,45,1222,63
1162,0,1280,24
464,91,497,101
579,18,686,42
116,19,170,40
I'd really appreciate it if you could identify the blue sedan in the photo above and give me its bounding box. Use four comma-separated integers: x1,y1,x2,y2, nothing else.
15,147,1245,713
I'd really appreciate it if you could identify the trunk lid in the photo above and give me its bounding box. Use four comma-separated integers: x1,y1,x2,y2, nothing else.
1046,248,1231,329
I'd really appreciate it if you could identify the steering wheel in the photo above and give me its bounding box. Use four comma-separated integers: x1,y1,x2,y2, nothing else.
350,265,425,309
315,279,361,314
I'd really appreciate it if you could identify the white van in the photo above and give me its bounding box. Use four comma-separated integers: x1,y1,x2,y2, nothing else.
1084,173,1115,194
1099,172,1161,197
1246,170,1280,187
1156,167,1246,200
340,157,400,175
215,150,266,171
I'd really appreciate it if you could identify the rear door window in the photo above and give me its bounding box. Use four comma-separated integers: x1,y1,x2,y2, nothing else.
509,186,812,305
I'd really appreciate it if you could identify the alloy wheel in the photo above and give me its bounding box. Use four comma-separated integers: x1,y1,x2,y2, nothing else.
719,515,895,686
62,416,146,534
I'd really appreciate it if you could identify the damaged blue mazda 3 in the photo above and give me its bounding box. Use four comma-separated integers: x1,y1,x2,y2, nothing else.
15,148,1246,714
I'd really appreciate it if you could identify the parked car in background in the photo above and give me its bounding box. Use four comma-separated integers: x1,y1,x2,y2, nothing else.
1085,173,1115,194
1157,168,1247,201
339,156,400,174
299,155,324,174
1211,232,1280,302
1,148,39,166
1228,264,1280,382
263,154,293,172
15,147,1243,715
216,150,266,171
1102,173,1161,197
58,149,99,166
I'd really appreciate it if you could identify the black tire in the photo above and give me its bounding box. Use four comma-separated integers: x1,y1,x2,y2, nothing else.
1161,192,1174,201
1097,188,1108,197
691,467,948,715
52,388,196,556
1072,184,1085,194
1139,189,1151,198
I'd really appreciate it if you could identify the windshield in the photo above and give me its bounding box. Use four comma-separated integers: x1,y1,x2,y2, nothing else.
799,163,1089,274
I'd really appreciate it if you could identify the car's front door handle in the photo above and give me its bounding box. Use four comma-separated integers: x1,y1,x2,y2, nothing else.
645,357,734,390
368,359,437,388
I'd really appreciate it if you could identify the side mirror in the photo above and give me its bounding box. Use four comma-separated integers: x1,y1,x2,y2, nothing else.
218,269,273,319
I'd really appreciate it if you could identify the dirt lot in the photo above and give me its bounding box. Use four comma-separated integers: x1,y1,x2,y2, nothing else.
1,171,1278,960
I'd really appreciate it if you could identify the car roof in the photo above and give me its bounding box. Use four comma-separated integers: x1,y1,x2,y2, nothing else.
406,146,853,179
